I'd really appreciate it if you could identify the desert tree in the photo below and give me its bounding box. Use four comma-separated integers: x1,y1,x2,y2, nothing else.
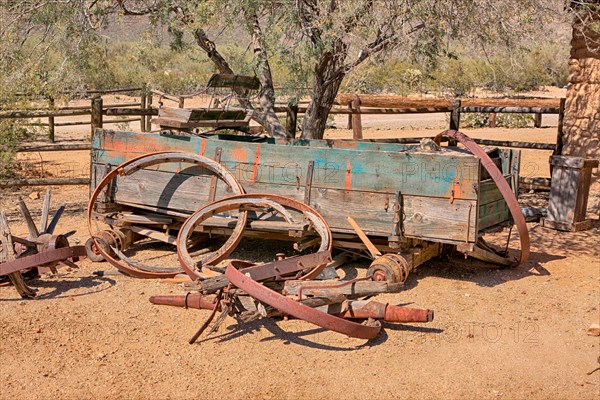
1,0,571,140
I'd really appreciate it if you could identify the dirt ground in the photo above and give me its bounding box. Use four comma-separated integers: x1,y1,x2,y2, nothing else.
1,90,599,399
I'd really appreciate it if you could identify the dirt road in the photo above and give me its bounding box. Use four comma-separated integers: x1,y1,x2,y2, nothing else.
1,90,599,399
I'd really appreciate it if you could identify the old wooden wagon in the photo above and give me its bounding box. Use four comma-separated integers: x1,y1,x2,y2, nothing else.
88,128,525,281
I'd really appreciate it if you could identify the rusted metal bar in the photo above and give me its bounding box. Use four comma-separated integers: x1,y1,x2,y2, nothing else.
150,293,220,311
189,252,331,295
0,246,86,277
330,300,434,323
225,262,381,340
434,130,530,266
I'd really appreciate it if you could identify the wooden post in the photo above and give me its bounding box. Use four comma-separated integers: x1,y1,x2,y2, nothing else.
140,84,147,132
145,92,153,132
286,103,298,138
347,102,353,129
534,112,542,128
449,100,461,146
178,97,185,108
91,97,103,136
488,112,497,128
554,98,566,157
48,96,55,142
351,95,362,140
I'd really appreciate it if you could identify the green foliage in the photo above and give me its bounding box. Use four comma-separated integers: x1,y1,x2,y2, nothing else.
461,112,534,128
0,122,32,179
461,113,490,128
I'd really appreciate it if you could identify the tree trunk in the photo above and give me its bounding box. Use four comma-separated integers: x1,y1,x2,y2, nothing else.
301,41,348,139
301,76,344,139
194,27,285,138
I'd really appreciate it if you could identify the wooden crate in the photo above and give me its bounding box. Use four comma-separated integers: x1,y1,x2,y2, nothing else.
542,155,599,232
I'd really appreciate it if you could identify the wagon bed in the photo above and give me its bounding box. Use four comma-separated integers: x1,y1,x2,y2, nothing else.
90,129,519,259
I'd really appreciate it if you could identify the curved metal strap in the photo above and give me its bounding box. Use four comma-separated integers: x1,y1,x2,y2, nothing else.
225,263,381,340
433,129,530,266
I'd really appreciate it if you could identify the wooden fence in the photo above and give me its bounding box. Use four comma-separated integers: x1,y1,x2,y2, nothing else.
1,92,563,189
0,86,151,142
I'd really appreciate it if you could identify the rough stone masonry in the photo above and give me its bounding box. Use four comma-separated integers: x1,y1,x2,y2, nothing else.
563,3,600,182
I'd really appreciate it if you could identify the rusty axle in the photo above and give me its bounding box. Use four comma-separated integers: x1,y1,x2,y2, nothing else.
149,293,220,311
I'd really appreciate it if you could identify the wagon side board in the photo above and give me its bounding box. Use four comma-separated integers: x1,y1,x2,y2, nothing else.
90,130,520,245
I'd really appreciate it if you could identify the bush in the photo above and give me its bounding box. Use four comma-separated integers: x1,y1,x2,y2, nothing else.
0,122,32,179
460,112,534,128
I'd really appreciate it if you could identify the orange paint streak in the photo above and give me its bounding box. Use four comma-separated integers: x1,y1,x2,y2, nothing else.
200,139,206,156
230,147,249,162
345,161,352,190
251,145,261,183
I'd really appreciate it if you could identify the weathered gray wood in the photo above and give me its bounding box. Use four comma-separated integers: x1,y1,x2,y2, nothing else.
282,280,403,297
543,155,599,231
104,108,158,116
110,168,478,242
286,104,298,138
17,197,39,238
472,139,555,150
18,143,91,152
0,212,37,298
460,106,560,114
0,109,91,118
40,189,51,233
91,97,103,136
478,199,509,231
449,100,461,146
0,178,90,188
351,95,362,139
519,177,551,191
554,98,566,157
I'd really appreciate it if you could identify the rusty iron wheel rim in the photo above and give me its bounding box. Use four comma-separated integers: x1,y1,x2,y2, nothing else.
87,151,245,279
177,193,332,280
433,129,530,266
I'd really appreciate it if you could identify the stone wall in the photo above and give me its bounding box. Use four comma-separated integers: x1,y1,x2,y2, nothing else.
562,4,600,183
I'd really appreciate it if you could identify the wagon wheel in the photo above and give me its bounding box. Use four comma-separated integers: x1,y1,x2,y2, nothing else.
434,129,530,267
0,190,72,297
176,194,332,280
87,151,246,279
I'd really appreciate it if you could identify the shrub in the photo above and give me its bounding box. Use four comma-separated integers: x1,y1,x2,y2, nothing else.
460,112,534,129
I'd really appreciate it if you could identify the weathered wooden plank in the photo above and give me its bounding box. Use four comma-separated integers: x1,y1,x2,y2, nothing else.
94,130,481,200
479,179,510,206
282,280,403,297
107,168,478,242
478,199,509,230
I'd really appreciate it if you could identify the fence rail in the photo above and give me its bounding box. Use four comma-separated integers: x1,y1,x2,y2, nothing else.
2,91,566,188
1,86,150,141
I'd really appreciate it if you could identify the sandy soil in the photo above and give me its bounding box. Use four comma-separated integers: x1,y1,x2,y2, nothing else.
1,89,599,399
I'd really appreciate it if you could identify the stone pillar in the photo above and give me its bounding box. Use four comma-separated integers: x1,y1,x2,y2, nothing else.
562,3,600,186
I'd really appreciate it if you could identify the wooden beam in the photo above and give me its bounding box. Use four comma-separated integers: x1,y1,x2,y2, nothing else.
18,143,91,152
0,178,90,188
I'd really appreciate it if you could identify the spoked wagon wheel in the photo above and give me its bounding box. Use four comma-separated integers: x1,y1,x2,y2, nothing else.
87,151,245,279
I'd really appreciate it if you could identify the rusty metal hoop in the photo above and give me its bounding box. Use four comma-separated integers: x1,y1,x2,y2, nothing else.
433,129,530,266
225,262,381,340
177,194,332,280
87,151,246,279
